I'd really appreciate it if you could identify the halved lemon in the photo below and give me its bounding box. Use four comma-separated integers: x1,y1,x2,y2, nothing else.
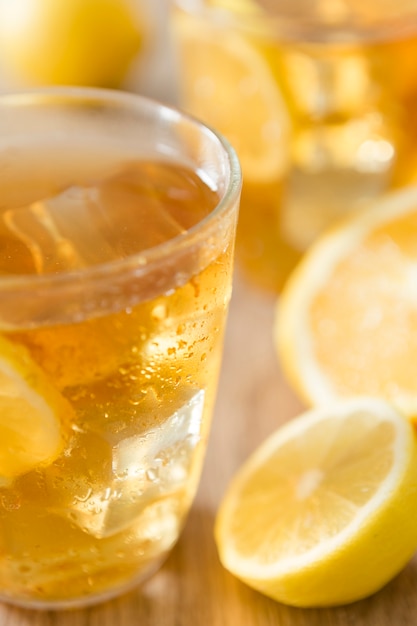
215,397,417,607
276,185,417,418
0,334,72,478
173,11,290,183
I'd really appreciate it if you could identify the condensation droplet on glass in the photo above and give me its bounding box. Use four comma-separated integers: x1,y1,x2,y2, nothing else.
102,487,112,502
146,468,158,482
73,488,92,504
151,304,167,321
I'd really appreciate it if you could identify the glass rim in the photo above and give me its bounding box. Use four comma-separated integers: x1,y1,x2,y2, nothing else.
0,86,242,294
173,0,417,44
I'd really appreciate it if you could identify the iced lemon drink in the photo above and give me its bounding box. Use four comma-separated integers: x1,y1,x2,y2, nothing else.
0,89,240,608
172,0,417,291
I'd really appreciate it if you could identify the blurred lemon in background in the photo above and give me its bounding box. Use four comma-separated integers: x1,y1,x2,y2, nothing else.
275,185,417,418
0,0,146,87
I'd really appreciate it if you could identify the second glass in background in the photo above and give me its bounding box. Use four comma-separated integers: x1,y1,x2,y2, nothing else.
172,0,417,291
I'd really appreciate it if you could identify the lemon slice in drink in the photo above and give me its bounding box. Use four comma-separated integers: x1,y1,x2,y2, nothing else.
174,13,290,183
276,185,417,417
0,334,72,479
215,398,417,607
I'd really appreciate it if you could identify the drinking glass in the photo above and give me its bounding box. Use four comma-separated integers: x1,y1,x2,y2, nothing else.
171,0,417,291
0,87,241,609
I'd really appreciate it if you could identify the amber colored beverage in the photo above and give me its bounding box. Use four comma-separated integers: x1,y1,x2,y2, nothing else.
0,89,240,608
172,0,417,291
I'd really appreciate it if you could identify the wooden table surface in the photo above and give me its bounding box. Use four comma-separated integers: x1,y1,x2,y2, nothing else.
1,271,417,625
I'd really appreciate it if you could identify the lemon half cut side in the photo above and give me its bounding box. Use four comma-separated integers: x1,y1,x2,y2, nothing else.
215,397,417,607
0,334,72,479
275,185,417,418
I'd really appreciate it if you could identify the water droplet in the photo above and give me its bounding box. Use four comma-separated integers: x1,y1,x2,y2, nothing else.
152,304,166,321
146,468,158,482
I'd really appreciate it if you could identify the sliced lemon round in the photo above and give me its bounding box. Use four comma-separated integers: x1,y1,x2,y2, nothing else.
0,334,72,478
215,397,417,607
174,11,290,183
275,185,417,417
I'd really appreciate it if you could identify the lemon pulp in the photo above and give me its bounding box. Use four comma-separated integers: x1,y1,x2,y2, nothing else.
215,398,417,607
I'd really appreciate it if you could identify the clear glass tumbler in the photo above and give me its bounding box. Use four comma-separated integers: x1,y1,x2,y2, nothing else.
0,87,241,609
172,0,417,291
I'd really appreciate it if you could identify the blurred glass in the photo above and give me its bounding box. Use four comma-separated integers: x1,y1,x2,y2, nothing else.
171,0,417,292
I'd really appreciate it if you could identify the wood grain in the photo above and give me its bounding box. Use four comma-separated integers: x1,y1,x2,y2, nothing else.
2,271,417,625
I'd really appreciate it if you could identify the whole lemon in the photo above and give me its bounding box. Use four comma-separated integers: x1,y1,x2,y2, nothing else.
0,0,146,87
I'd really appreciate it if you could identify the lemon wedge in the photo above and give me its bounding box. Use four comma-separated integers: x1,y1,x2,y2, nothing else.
173,11,290,183
0,334,72,478
215,397,417,607
276,185,417,417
